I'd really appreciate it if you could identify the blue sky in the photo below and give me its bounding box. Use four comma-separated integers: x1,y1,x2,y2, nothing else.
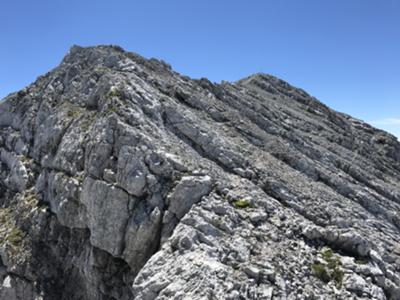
1,0,399,138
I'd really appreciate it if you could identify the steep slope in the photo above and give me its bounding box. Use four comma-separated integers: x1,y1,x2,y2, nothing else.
0,45,399,300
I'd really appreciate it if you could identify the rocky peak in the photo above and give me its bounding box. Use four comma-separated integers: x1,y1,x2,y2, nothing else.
0,45,399,299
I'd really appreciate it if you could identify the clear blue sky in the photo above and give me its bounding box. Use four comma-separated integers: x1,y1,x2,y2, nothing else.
1,0,399,138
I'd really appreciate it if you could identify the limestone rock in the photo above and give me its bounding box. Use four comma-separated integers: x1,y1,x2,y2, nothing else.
167,175,213,219
81,177,130,256
0,45,399,299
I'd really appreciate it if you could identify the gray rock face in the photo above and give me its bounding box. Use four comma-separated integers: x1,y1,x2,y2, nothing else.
82,177,130,256
0,45,399,299
167,175,213,219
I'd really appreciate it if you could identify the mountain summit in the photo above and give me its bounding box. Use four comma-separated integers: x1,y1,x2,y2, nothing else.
0,45,399,299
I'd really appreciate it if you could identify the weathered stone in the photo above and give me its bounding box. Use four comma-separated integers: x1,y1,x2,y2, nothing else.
242,265,261,281
81,177,129,256
122,206,162,270
117,146,149,197
345,273,369,296
0,275,36,300
167,175,213,219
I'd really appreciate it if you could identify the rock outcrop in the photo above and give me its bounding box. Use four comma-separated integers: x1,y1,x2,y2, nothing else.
0,45,399,299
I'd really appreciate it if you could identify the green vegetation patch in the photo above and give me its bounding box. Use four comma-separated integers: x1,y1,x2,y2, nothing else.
0,208,25,250
321,248,334,260
312,247,344,287
67,108,82,119
6,228,25,247
331,268,345,286
233,199,251,208
0,190,41,260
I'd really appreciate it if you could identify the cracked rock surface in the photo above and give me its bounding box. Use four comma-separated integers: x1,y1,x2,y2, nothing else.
0,45,399,299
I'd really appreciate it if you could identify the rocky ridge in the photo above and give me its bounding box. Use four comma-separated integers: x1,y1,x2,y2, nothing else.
0,45,399,299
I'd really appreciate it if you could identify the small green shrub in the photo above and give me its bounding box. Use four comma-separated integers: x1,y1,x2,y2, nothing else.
233,199,251,208
312,264,330,282
322,248,341,270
